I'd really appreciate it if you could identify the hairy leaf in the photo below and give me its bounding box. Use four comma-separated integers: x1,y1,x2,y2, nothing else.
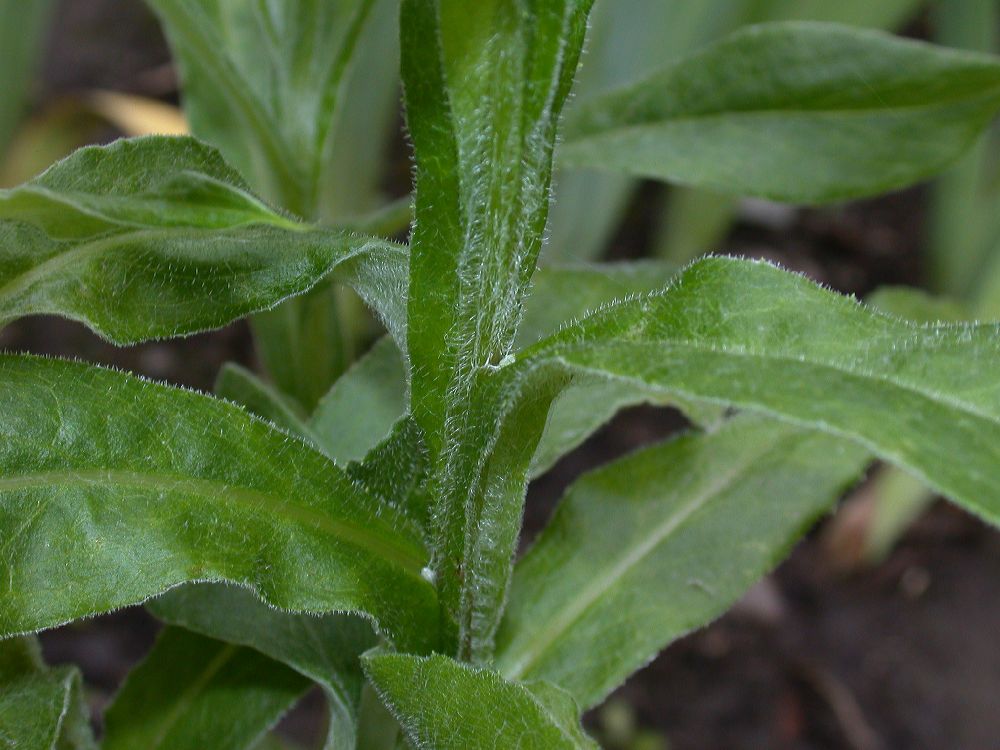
149,583,375,750
0,637,94,750
0,355,436,651
561,22,1000,204
146,0,376,217
401,0,594,658
496,416,868,707
519,257,1000,524
0,137,408,343
364,652,597,749
103,627,309,750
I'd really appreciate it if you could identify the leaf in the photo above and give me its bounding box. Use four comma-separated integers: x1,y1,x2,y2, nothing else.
495,416,868,708
0,0,53,157
148,584,376,750
547,0,922,263
0,137,408,344
0,637,95,750
400,0,594,658
519,257,1000,525
745,0,921,28
560,22,1000,204
146,0,378,218
866,286,969,323
249,283,358,413
294,264,698,481
520,263,679,476
544,0,720,262
147,0,404,408
103,627,310,750
310,336,408,464
215,363,317,443
518,262,678,347
363,652,597,749
0,355,436,652
321,0,402,220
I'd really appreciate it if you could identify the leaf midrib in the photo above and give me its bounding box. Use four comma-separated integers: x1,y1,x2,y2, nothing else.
565,89,1000,145
149,642,238,749
0,222,314,307
0,468,428,581
501,433,781,682
548,337,1000,433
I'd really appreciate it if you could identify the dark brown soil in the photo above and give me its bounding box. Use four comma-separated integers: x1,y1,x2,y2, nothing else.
6,2,999,748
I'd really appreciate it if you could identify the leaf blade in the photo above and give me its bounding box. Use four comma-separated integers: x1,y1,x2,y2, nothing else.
148,583,376,750
0,136,408,344
103,627,310,750
521,257,1000,525
561,22,1000,204
0,355,436,651
496,416,868,708
364,652,597,749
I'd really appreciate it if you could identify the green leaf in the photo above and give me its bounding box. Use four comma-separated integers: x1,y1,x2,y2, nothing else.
149,584,376,750
0,355,436,651
0,137,408,344
310,336,408,464
364,652,597,749
321,0,402,220
0,637,95,750
519,263,678,347
103,627,309,750
547,0,922,263
401,0,594,658
520,257,1000,525
301,259,687,481
745,0,921,28
146,0,403,409
0,0,53,158
866,286,970,324
496,416,868,708
560,22,1000,204
545,0,725,262
521,263,688,477
146,0,377,218
215,363,318,443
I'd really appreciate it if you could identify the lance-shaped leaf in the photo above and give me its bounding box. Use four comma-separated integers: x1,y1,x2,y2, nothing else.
103,627,309,750
521,263,693,476
0,355,436,651
496,416,868,708
519,257,1000,525
401,0,594,657
0,636,95,750
560,22,1000,204
364,652,597,749
0,136,408,344
149,583,376,750
146,0,377,217
310,335,408,465
215,363,319,444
